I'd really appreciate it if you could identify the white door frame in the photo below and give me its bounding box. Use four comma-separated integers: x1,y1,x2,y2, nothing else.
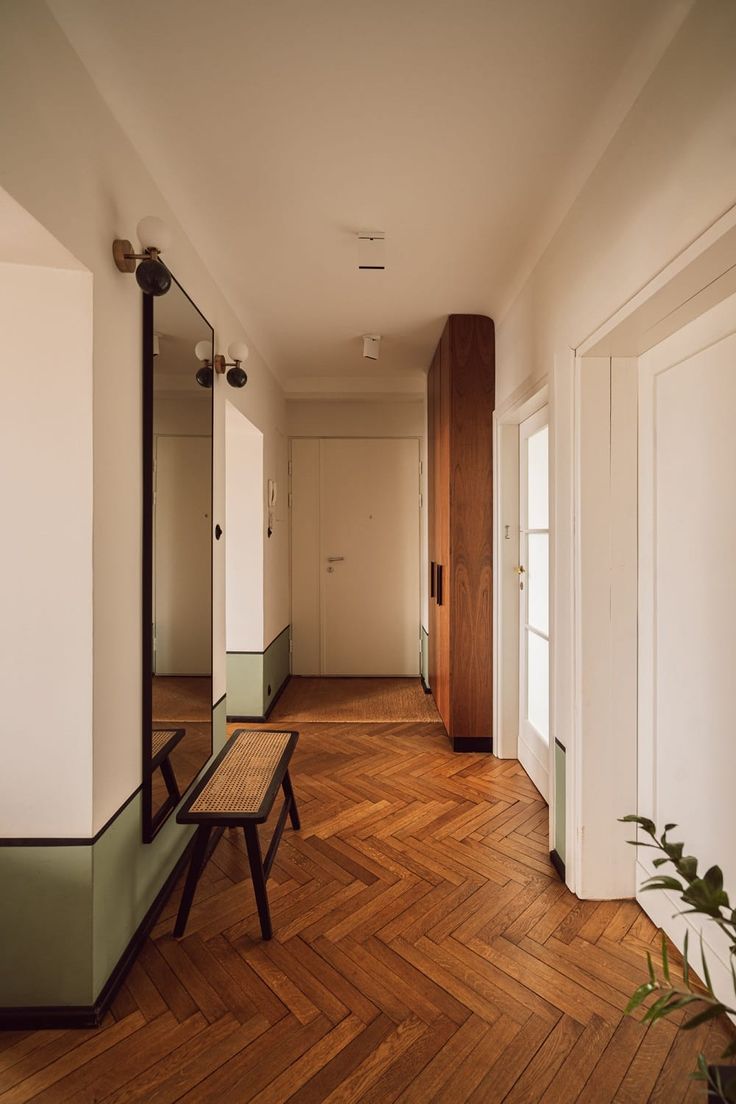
564,202,736,900
493,380,555,840
518,405,550,800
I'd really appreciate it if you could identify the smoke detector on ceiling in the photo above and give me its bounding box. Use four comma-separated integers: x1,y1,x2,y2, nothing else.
358,231,385,270
363,334,381,360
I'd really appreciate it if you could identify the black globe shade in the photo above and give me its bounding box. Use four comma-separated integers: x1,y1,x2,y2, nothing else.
195,364,214,388
136,258,172,296
227,365,248,388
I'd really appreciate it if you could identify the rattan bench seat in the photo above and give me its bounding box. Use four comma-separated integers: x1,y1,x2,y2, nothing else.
173,728,300,941
151,727,184,766
178,729,298,824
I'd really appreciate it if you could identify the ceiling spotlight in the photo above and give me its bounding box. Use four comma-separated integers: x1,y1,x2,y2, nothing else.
358,231,385,270
112,216,172,296
363,334,381,360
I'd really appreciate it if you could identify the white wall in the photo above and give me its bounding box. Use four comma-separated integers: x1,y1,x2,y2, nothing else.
495,0,736,897
0,1,289,832
225,402,264,652
0,259,93,836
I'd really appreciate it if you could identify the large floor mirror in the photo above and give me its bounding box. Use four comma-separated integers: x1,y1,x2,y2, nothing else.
142,274,214,842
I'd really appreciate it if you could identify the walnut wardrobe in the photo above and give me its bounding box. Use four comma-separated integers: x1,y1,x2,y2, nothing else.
427,314,494,751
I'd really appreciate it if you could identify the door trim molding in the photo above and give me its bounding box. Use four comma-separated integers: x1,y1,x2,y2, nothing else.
493,381,548,763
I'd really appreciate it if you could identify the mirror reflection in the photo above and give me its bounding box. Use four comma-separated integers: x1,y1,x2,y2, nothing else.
144,275,213,840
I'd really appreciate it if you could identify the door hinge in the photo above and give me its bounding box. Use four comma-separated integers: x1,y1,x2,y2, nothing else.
419,493,423,509
419,460,423,476
288,491,293,508
288,460,293,476
289,638,293,654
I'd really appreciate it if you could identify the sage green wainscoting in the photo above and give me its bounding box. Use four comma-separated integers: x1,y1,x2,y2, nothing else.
421,626,429,688
0,846,93,1006
554,739,566,867
227,625,290,719
0,696,226,1009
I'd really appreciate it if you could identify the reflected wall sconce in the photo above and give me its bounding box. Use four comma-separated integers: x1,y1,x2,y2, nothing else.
193,341,248,389
194,339,218,389
112,216,172,296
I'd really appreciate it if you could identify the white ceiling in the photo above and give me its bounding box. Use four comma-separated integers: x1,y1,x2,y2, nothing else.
49,0,691,390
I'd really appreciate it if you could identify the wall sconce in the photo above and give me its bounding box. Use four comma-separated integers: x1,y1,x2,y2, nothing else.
219,342,249,388
112,216,172,296
194,340,219,389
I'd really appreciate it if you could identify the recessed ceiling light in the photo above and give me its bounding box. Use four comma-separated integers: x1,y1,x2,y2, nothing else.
358,231,385,270
363,334,381,360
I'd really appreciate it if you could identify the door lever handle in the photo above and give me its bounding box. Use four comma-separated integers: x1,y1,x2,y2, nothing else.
326,556,345,563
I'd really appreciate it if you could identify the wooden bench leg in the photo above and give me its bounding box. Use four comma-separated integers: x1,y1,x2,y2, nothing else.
174,825,211,938
160,757,181,804
282,770,300,831
243,824,272,940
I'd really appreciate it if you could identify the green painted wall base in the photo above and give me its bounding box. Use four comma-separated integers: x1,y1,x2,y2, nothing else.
421,626,429,689
0,697,226,1010
554,739,566,867
227,625,290,718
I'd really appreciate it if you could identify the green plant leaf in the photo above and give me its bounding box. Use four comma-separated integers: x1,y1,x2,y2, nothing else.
642,992,680,1024
683,930,690,988
661,933,671,983
681,1004,727,1030
700,936,714,993
679,856,698,879
641,876,685,893
647,951,656,985
624,981,659,1014
619,815,656,835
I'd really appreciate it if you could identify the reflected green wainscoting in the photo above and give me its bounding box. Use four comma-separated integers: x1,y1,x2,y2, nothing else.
0,696,226,1013
421,626,429,689
227,625,291,720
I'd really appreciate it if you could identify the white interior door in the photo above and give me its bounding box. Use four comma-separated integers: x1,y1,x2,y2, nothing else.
637,293,736,998
290,438,420,675
518,407,550,799
154,434,211,674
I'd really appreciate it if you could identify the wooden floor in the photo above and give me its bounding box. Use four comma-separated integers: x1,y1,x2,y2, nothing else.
1,722,731,1103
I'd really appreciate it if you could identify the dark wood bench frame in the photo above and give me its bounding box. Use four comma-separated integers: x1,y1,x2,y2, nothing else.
174,729,300,940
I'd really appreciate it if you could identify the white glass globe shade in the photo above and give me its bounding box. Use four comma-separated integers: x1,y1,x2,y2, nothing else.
137,216,172,252
228,341,249,364
194,339,212,362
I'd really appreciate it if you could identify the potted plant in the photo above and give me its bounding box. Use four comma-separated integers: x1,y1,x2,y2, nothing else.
621,816,736,1102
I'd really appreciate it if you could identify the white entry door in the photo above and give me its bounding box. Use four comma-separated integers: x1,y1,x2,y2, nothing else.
154,434,211,674
291,438,420,675
518,407,550,799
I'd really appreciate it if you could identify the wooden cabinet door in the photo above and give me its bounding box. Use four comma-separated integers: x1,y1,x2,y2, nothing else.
434,323,452,730
427,351,439,698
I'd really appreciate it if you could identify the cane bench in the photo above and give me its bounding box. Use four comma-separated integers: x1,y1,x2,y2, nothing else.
174,728,300,940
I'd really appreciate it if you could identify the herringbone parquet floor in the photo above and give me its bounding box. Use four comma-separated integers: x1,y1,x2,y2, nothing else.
1,721,732,1103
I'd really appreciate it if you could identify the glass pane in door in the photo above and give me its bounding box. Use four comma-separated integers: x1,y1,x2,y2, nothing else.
527,532,548,635
527,630,549,741
527,425,549,529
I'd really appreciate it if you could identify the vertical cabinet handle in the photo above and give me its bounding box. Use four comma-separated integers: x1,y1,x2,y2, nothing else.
436,563,444,606
430,561,436,599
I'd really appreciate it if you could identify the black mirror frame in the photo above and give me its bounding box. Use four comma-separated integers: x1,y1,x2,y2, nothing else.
141,277,215,843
